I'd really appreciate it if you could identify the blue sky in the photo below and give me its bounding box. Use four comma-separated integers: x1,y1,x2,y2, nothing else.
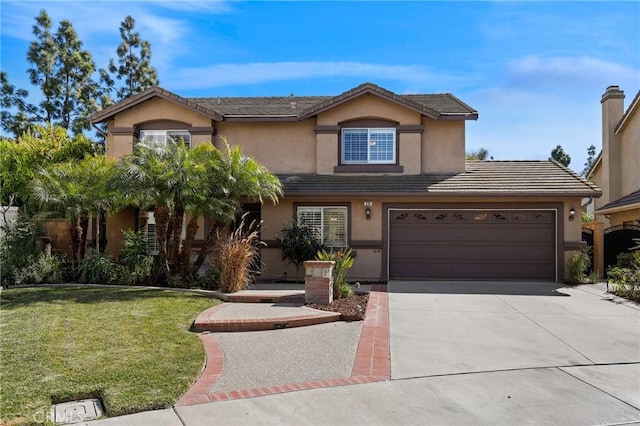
1,1,639,174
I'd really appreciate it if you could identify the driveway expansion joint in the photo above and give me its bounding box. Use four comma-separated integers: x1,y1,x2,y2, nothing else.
495,294,596,364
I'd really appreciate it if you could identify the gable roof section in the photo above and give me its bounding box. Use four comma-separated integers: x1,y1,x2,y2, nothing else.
91,87,224,124
278,161,601,197
90,83,478,124
616,90,640,134
595,189,640,214
297,82,478,121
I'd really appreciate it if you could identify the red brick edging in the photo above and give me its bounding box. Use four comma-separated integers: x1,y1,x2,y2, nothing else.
192,304,340,332
175,286,390,407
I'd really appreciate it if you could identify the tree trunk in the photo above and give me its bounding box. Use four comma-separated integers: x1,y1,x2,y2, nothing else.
154,205,171,279
69,216,81,270
172,203,185,265
79,213,89,261
180,217,199,275
138,210,148,230
192,221,225,274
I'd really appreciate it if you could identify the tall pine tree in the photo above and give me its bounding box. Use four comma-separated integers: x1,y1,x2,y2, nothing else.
101,15,159,103
0,72,36,139
25,10,100,134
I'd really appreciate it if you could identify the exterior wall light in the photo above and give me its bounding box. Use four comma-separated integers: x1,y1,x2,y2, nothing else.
364,201,373,221
569,207,576,221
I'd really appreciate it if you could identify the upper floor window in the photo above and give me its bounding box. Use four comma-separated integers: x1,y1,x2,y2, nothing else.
342,128,396,164
139,130,191,148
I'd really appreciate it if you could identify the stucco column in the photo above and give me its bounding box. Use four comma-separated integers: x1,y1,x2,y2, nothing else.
583,221,604,278
304,260,335,304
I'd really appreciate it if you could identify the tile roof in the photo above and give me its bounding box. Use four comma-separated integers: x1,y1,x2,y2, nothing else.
277,161,602,197
596,189,640,213
91,83,478,123
91,87,224,123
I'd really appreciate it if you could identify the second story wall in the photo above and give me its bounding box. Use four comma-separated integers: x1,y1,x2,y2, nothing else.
422,118,465,174
620,108,640,197
216,120,317,173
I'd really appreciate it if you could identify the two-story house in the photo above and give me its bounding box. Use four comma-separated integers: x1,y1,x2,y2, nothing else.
585,86,640,271
91,82,600,283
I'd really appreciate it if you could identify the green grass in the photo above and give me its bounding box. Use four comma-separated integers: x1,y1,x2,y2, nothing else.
0,286,219,424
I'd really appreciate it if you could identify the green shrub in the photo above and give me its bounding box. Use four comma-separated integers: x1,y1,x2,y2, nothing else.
317,247,354,299
214,218,263,293
12,254,62,285
615,252,637,269
197,265,221,290
608,250,640,301
566,248,591,284
1,212,46,285
119,229,154,285
278,218,325,282
0,211,62,286
78,251,122,284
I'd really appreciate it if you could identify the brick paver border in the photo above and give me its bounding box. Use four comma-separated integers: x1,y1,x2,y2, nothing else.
175,285,390,407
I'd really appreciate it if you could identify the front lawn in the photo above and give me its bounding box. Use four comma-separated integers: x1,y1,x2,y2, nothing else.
0,286,218,424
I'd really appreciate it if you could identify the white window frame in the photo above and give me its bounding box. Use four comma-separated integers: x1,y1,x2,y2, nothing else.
296,206,348,248
139,129,191,148
341,128,396,164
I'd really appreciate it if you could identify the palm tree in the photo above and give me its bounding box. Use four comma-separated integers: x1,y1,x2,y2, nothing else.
113,141,186,278
31,156,116,269
189,139,282,274
113,138,282,279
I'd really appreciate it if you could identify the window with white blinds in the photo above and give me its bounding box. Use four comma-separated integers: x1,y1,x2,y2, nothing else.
297,206,348,247
146,212,159,255
145,211,186,256
342,128,395,164
139,130,191,148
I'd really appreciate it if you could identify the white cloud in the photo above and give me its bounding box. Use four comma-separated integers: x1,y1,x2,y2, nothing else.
504,55,639,92
169,61,454,90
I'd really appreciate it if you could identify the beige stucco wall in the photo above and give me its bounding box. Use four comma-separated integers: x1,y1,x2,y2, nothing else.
316,96,421,126
114,98,212,128
620,109,640,198
106,208,136,257
216,121,316,173
422,118,465,174
258,195,580,282
399,133,422,175
609,208,640,226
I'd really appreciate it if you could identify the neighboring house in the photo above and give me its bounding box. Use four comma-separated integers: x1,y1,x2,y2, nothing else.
584,86,640,270
90,82,600,282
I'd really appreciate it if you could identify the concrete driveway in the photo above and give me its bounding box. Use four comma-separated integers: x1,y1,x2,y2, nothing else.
389,281,640,419
91,281,640,425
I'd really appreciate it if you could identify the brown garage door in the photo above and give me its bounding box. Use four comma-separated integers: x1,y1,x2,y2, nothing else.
389,209,556,280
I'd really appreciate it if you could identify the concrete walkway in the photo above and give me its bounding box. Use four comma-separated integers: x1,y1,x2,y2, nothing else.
88,282,640,425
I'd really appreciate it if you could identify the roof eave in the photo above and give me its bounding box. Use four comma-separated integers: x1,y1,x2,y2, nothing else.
615,90,640,134
595,201,640,215
297,83,444,120
281,190,602,198
90,87,224,124
223,115,299,122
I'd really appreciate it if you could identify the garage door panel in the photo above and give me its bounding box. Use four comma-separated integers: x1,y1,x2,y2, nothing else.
390,246,552,261
389,209,556,280
390,226,553,243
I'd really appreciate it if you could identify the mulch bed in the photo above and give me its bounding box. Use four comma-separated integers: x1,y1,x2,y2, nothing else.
307,292,369,321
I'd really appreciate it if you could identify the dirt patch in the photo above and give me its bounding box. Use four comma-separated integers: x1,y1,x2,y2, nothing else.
308,292,369,321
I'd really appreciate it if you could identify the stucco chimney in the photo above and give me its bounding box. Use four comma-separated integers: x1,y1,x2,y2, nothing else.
601,85,625,205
